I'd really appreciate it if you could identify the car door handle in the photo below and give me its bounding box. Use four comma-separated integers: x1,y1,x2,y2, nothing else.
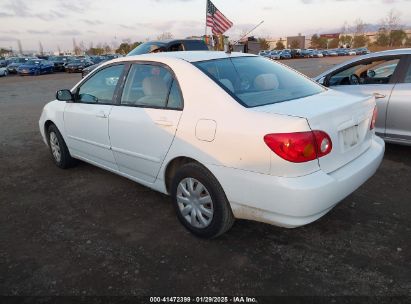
96,111,108,118
373,93,386,99
154,119,174,127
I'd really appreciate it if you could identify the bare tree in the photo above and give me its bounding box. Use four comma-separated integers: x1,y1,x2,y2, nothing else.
354,18,367,35
341,21,350,34
384,9,402,31
157,32,173,41
17,39,23,55
38,41,43,55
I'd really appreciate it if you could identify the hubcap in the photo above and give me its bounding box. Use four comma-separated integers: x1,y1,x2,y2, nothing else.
177,178,214,229
49,132,61,163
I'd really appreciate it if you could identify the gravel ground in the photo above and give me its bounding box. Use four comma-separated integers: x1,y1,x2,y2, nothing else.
0,57,410,298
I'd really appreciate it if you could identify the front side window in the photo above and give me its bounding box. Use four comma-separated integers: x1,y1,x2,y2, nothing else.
329,58,400,86
121,64,182,109
194,56,324,108
77,64,124,104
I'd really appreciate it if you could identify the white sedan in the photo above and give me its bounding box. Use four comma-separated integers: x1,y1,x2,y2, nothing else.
39,51,384,238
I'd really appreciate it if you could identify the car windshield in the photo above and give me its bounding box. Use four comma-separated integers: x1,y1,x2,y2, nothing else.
25,60,41,65
14,58,28,63
50,56,68,61
127,42,166,56
72,59,85,64
194,56,324,108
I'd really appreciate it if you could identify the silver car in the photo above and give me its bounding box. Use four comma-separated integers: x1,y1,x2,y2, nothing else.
314,49,411,145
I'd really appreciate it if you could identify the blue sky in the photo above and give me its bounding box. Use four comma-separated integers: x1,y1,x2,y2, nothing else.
0,0,410,51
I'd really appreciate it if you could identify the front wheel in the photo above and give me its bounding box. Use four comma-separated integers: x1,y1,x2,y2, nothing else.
47,124,76,169
171,163,234,238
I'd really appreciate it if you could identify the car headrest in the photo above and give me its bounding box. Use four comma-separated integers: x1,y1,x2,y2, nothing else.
220,79,234,92
142,76,168,96
254,74,279,91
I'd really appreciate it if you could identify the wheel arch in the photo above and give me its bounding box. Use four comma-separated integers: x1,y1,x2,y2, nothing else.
164,156,207,194
44,120,55,141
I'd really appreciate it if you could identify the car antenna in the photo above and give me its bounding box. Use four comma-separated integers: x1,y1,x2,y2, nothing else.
227,20,265,54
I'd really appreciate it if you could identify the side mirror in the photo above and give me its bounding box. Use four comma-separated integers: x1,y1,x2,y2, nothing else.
317,76,326,86
56,89,73,102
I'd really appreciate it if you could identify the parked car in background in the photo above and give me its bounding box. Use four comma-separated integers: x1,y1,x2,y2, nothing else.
49,56,73,72
0,59,9,68
322,50,338,57
17,59,54,76
310,50,324,58
290,49,302,58
90,56,108,64
267,51,281,60
7,57,36,74
314,49,411,145
336,49,349,56
83,40,207,78
259,50,269,56
39,51,384,238
128,39,209,56
279,50,292,59
0,67,8,77
356,47,371,55
65,59,94,73
347,49,357,56
301,49,313,58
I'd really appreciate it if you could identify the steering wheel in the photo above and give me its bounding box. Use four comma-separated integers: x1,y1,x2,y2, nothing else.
349,74,360,85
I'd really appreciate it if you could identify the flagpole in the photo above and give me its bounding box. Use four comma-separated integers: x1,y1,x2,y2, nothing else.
204,0,208,40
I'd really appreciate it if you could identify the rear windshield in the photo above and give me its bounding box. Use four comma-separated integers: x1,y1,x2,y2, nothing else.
194,56,324,108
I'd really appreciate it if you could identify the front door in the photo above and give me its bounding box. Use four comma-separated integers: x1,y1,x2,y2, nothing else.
109,63,184,183
64,64,125,170
385,57,411,142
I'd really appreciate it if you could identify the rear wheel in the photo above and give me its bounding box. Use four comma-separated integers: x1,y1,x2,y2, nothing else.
47,124,76,169
171,162,234,238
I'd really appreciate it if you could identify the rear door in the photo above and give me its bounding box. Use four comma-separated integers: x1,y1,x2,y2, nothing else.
64,64,125,170
109,63,183,183
385,55,411,142
325,55,406,137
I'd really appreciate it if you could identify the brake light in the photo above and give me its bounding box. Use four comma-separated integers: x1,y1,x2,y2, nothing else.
370,106,378,130
264,131,332,163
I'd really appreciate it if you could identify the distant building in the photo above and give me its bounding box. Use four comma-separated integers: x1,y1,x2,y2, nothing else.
287,35,305,49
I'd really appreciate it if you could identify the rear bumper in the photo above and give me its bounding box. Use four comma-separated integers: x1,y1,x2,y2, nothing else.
209,135,385,228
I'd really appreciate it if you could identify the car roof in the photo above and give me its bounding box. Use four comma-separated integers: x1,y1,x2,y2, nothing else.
113,51,255,64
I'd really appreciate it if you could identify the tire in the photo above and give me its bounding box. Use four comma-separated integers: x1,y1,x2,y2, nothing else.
47,124,76,169
171,162,234,238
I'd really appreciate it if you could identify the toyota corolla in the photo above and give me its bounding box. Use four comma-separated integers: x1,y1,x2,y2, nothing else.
39,51,384,238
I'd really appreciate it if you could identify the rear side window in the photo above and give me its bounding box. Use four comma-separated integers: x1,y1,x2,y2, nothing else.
194,56,324,108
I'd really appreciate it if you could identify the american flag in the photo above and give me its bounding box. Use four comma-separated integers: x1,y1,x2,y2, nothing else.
206,0,233,35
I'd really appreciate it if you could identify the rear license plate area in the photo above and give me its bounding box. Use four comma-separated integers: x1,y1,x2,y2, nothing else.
341,125,360,149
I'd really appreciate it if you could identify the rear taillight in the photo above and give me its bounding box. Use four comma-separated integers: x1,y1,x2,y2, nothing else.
370,106,378,130
264,131,332,163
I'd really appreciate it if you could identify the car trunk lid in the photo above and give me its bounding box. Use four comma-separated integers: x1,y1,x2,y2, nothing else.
254,90,376,173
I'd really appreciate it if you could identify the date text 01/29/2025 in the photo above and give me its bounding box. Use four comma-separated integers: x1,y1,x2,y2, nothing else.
149,296,258,303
